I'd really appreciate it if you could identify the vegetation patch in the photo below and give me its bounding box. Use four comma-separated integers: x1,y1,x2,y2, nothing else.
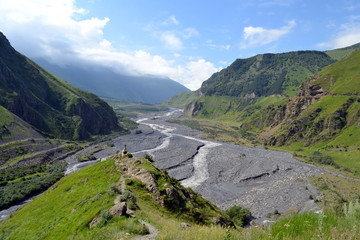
0,160,67,210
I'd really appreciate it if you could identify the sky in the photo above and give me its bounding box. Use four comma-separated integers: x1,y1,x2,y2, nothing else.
0,0,359,90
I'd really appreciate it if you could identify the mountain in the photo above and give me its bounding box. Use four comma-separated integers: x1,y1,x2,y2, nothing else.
0,32,120,140
34,59,190,104
201,51,335,98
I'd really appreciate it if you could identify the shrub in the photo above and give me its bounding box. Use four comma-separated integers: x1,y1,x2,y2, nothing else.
120,190,136,203
109,184,122,194
144,154,154,162
225,205,252,227
309,151,339,168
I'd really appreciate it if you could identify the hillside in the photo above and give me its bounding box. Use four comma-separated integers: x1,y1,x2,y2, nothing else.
0,155,234,239
35,59,190,104
325,42,360,61
201,51,335,98
255,51,360,172
1,154,360,239
0,32,120,140
0,106,43,143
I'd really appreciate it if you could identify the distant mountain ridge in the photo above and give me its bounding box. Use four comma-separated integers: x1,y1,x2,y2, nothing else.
0,32,120,140
34,59,190,104
201,51,335,98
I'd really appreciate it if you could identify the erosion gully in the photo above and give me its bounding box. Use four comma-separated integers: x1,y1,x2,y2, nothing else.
1,109,323,223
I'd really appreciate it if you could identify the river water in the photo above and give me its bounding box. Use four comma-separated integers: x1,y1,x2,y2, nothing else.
1,109,323,222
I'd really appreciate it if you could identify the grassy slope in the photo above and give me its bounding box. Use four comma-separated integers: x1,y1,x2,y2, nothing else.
325,42,360,61
163,91,200,108
269,52,360,173
0,156,233,240
0,159,142,240
0,106,43,142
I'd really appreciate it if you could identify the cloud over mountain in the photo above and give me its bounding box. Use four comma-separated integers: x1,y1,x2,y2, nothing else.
0,0,217,90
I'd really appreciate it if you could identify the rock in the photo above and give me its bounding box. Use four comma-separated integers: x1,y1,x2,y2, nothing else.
109,202,127,217
184,101,203,116
89,216,103,228
179,222,191,230
164,187,182,209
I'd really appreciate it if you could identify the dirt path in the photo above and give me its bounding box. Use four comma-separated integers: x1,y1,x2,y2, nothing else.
133,220,159,240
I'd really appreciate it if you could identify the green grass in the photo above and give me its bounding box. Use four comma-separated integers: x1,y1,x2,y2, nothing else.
164,91,200,108
0,106,12,125
325,42,360,61
0,159,146,240
298,95,350,119
315,51,360,95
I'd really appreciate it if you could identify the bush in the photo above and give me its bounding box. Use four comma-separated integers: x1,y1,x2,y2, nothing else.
120,190,136,203
225,205,252,227
77,154,96,162
144,154,154,162
309,151,339,167
109,184,122,194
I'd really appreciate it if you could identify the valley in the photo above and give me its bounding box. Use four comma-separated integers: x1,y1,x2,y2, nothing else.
1,109,325,223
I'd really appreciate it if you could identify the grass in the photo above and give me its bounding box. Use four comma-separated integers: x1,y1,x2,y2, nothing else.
168,118,255,145
164,91,200,108
315,51,360,94
0,159,146,240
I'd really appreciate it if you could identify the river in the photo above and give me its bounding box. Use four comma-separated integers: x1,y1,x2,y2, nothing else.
1,109,323,222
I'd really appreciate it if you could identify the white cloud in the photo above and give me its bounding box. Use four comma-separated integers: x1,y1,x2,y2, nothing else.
179,59,221,90
317,22,360,49
162,15,179,26
0,0,216,90
240,20,296,49
160,32,183,50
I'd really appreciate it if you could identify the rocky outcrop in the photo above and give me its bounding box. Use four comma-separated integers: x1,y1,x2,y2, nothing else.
115,155,234,227
184,101,203,116
109,202,127,217
261,74,355,146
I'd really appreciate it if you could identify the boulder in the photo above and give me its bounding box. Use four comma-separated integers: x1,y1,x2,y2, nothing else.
109,202,127,217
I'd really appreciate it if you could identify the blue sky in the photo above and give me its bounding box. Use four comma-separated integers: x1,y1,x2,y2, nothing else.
0,0,359,90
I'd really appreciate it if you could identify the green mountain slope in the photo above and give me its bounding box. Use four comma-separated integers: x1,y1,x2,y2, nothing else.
0,32,120,140
257,52,360,174
263,50,360,147
0,106,43,143
325,42,360,61
201,51,335,98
